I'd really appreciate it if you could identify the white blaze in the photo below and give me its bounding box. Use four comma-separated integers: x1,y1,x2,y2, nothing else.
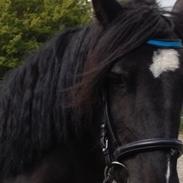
150,49,180,78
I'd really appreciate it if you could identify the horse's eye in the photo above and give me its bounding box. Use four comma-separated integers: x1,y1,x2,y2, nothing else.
109,64,129,86
108,72,127,86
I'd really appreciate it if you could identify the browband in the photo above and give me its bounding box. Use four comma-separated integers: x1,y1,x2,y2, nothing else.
147,39,183,48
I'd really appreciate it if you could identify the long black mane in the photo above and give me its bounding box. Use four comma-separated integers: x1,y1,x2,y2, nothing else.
0,3,181,178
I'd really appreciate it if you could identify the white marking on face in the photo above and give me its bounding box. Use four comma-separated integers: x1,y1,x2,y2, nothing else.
150,49,180,78
166,155,171,183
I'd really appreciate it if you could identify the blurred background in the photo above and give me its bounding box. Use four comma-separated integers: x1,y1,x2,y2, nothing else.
0,0,91,77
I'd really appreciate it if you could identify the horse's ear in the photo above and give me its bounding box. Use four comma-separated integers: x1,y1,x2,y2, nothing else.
133,0,156,5
173,0,183,13
92,0,123,26
172,0,183,38
126,0,156,6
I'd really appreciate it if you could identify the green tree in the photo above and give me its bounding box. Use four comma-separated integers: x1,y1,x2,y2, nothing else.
0,0,91,76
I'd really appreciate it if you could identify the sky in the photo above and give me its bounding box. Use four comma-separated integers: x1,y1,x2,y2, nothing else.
158,0,177,10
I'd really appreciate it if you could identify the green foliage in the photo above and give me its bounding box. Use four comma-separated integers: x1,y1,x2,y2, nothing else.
0,0,91,76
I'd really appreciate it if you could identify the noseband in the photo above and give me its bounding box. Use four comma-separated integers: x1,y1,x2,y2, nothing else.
101,95,183,183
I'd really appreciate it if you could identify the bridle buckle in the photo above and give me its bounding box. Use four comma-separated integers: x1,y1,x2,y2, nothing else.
101,123,109,153
103,161,128,183
102,138,109,153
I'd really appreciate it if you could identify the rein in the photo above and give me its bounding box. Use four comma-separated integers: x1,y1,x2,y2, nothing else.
101,39,183,183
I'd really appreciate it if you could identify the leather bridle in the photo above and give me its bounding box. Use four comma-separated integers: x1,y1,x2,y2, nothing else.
100,39,183,183
101,96,183,183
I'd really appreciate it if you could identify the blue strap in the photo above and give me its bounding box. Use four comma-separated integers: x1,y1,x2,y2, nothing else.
147,39,183,48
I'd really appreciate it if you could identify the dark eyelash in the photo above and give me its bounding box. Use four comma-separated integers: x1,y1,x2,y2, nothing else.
108,73,127,85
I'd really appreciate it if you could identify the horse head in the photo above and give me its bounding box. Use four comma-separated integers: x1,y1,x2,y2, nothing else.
88,0,183,182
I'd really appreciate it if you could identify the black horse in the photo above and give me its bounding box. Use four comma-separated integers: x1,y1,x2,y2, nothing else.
0,0,183,183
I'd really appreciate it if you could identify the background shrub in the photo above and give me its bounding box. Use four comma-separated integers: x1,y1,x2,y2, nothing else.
0,0,91,77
